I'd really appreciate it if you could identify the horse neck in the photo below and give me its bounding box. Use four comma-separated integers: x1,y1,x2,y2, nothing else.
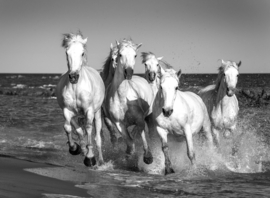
104,63,114,88
216,79,229,106
112,64,125,87
149,78,159,96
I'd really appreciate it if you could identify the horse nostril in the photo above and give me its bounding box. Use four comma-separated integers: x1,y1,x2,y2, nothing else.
162,108,166,115
69,73,79,84
168,109,173,116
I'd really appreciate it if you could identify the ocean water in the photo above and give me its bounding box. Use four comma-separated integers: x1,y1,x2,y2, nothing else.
0,73,270,197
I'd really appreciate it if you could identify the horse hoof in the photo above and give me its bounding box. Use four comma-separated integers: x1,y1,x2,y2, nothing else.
69,142,81,155
84,157,96,167
165,167,175,175
143,152,153,165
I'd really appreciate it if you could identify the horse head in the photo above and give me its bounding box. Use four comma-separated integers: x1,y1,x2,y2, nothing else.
159,67,181,117
141,52,163,83
221,60,241,97
62,32,88,84
116,39,142,80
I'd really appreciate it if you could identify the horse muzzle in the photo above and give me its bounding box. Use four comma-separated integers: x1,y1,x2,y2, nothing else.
226,88,235,97
69,73,79,84
148,72,156,82
124,68,133,80
162,108,173,117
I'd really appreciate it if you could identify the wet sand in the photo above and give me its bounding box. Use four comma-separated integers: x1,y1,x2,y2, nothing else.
0,156,90,198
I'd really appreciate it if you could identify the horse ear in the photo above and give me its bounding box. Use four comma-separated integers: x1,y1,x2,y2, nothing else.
110,43,113,50
116,40,120,46
237,61,242,67
157,57,163,61
177,69,182,79
221,59,226,65
136,43,142,50
159,66,165,76
82,37,88,44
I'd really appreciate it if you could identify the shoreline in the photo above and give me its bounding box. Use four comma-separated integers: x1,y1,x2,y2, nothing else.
0,156,90,198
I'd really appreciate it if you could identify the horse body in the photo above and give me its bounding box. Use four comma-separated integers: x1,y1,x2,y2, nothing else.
57,66,104,116
199,60,241,143
103,39,154,164
56,32,105,167
153,91,210,136
142,52,213,174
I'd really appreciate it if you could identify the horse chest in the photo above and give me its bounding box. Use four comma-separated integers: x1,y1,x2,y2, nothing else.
212,99,238,128
108,94,127,121
156,114,184,135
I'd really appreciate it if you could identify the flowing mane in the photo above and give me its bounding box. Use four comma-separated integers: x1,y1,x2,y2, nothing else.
141,52,173,70
61,31,88,66
161,68,179,84
117,38,138,51
141,52,156,63
101,45,118,82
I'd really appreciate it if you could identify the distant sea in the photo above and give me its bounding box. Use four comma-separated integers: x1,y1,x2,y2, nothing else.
0,73,270,198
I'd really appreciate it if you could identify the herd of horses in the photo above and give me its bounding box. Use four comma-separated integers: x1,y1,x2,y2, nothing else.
56,32,241,175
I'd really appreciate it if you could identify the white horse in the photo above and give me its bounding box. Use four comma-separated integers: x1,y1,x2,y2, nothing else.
142,52,213,174
103,39,154,165
198,60,241,145
56,32,105,167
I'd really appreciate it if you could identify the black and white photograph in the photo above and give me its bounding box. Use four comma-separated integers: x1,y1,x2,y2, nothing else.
0,0,270,197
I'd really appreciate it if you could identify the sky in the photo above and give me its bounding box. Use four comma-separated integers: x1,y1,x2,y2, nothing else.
0,0,269,74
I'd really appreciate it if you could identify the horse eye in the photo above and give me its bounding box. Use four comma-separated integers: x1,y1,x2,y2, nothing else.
175,87,178,90
135,55,137,58
82,53,84,57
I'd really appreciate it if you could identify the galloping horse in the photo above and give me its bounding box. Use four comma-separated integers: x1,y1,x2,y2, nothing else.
198,60,241,145
142,52,214,174
56,32,105,167
103,39,154,165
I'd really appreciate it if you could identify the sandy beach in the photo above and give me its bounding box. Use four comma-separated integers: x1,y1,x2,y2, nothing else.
0,156,90,198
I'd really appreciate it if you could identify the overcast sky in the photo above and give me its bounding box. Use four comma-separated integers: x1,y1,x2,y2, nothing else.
0,0,269,74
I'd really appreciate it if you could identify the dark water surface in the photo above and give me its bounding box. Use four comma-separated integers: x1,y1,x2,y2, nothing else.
0,73,270,197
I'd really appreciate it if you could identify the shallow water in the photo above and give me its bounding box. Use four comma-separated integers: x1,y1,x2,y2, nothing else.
0,74,270,197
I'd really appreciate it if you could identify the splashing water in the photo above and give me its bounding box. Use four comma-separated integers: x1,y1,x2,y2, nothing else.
137,109,270,176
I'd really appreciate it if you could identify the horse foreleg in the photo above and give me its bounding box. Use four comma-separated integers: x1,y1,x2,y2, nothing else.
184,125,196,165
157,126,174,175
94,109,104,165
83,110,96,167
70,117,87,155
63,109,81,155
212,126,220,147
115,122,135,157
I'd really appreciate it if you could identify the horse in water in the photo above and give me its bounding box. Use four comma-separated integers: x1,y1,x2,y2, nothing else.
56,32,105,167
103,39,154,165
198,60,241,145
142,52,214,174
